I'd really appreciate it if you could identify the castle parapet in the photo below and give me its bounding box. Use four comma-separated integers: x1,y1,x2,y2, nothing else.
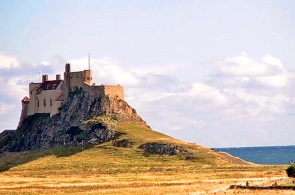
83,83,124,100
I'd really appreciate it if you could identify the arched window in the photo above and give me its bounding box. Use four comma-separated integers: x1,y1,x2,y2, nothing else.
43,99,46,107
50,99,52,106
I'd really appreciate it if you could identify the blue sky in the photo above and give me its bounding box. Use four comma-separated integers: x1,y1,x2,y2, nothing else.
1,0,295,147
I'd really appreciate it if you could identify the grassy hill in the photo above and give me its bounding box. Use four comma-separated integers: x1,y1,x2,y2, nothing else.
0,122,233,175
0,122,287,195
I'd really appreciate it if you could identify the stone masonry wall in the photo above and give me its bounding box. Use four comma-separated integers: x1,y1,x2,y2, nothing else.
104,85,124,100
83,84,124,100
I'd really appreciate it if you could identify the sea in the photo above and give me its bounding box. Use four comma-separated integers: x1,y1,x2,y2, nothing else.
214,145,295,165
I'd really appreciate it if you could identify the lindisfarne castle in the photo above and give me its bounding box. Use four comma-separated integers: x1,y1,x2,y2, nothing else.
18,63,124,128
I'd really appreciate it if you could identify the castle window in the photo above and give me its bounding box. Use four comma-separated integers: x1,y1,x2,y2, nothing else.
43,99,46,107
50,99,52,106
87,77,90,80
30,91,32,95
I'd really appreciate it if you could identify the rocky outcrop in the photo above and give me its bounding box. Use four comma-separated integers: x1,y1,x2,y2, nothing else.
139,142,198,160
0,90,147,152
113,139,133,148
140,142,180,155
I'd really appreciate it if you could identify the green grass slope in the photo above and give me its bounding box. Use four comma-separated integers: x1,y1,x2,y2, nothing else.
0,122,240,176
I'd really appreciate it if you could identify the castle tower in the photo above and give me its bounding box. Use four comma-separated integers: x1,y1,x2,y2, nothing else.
17,96,30,129
64,63,71,83
62,63,71,102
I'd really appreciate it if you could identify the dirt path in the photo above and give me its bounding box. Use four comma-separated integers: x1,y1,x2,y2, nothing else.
218,151,255,165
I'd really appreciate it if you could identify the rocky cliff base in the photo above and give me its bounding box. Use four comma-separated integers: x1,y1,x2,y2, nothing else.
0,90,147,152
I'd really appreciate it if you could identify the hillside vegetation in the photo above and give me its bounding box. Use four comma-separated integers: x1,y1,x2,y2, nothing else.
0,122,233,174
0,122,287,195
0,124,286,195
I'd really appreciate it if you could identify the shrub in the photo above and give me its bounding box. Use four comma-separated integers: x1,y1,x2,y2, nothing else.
286,165,295,177
74,131,88,142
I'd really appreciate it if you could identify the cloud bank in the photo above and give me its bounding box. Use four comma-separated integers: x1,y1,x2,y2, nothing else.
0,52,294,147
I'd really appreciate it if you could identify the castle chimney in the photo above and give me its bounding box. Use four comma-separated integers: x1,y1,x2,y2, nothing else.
42,74,48,83
56,74,61,80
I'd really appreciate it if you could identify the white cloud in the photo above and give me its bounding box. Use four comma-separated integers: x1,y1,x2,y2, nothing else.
231,88,289,116
40,61,51,66
0,104,15,115
221,53,284,77
68,56,179,89
0,53,20,69
1,52,295,147
254,74,289,88
130,53,294,144
131,63,189,76
189,83,228,106
7,77,27,99
68,57,141,87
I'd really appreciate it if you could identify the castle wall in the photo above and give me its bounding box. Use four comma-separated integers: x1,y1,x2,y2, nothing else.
27,82,63,117
104,85,124,100
69,70,93,91
83,83,104,97
83,70,93,85
83,83,124,100
35,89,62,117
69,72,83,91
61,82,69,103
27,83,41,116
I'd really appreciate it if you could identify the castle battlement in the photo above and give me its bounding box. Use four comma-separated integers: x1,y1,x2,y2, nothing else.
17,63,124,128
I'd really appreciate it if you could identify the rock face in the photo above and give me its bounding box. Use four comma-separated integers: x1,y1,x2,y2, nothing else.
0,90,147,152
140,142,180,155
139,142,198,160
113,139,134,148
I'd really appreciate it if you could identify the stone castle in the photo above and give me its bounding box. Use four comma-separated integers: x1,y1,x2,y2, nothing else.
17,63,124,128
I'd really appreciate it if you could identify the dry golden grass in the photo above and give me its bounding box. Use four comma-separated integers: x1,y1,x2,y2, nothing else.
0,167,291,195
0,123,293,194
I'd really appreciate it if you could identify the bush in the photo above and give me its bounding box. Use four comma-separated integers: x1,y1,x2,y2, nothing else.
286,165,295,177
74,131,88,142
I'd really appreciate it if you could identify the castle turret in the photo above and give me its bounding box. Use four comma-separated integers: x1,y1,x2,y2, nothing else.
42,74,48,83
17,96,30,129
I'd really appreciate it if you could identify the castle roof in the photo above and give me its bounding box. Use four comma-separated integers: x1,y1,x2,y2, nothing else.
22,96,30,102
37,80,63,91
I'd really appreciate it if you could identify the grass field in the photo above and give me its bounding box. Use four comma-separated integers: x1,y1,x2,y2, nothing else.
0,122,293,194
